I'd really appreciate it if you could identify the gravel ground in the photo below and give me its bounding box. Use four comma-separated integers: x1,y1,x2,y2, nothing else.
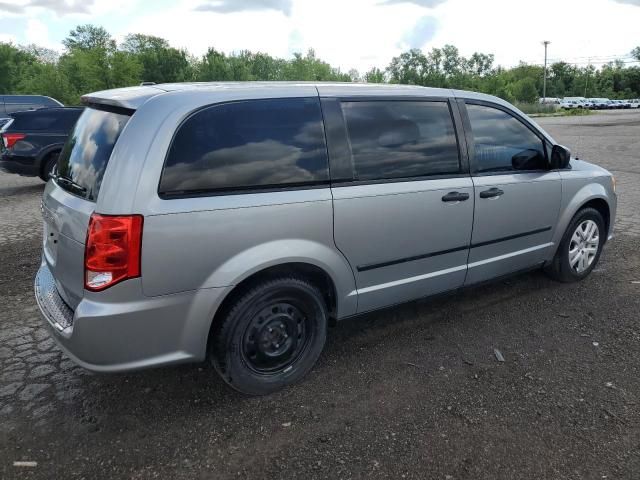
1,110,639,479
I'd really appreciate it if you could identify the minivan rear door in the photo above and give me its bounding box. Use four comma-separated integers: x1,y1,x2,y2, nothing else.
41,107,131,309
321,94,473,313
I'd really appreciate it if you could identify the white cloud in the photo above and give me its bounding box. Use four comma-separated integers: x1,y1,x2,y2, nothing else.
400,15,439,49
194,0,292,15
430,0,640,68
0,32,17,43
25,18,52,46
3,0,640,73
378,0,445,6
0,0,134,17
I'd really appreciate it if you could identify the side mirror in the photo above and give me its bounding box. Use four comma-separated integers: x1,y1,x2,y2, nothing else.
551,144,571,169
512,149,545,170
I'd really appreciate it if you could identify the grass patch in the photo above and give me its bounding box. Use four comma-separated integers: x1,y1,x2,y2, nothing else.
515,102,559,115
566,108,591,116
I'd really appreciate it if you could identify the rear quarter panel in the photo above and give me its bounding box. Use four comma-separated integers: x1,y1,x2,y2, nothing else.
99,87,358,318
140,190,357,318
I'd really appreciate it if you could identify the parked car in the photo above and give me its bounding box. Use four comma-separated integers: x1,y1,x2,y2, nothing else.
629,99,640,108
34,83,617,395
560,99,583,109
1,95,63,115
614,99,631,109
588,98,611,110
0,107,83,181
538,97,560,105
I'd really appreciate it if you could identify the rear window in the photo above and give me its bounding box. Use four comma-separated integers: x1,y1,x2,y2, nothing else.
159,97,329,196
55,107,130,201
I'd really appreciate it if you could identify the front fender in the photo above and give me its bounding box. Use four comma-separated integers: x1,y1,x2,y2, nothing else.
551,180,614,256
204,239,358,318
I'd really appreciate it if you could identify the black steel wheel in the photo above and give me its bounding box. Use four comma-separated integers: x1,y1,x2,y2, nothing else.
211,276,328,395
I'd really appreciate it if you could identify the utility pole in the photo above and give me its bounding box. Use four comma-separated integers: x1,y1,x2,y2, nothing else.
584,57,591,97
542,41,551,102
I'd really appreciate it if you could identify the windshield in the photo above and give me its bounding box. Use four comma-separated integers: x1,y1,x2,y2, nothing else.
55,107,130,201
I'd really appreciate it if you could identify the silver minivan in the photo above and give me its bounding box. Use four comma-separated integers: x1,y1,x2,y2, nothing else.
35,82,617,395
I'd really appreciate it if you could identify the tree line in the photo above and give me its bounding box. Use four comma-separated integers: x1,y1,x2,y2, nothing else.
1,24,640,106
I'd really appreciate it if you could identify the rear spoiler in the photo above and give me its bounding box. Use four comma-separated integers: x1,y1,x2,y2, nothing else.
81,85,167,111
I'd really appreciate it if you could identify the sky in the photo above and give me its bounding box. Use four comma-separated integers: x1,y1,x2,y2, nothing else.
1,0,639,72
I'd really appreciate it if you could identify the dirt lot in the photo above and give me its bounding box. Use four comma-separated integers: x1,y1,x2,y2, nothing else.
1,110,639,479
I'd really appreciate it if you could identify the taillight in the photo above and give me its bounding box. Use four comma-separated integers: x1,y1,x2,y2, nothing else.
2,133,26,149
84,214,143,291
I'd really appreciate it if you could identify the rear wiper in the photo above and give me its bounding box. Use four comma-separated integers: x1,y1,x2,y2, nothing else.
55,176,87,195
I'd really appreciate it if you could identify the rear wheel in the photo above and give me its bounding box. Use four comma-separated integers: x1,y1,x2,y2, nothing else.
40,152,59,181
211,276,328,395
546,207,605,282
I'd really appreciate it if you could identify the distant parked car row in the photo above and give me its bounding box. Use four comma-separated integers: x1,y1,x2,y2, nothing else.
556,96,640,110
1,95,82,181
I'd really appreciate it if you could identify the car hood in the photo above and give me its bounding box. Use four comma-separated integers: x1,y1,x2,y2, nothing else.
569,158,611,176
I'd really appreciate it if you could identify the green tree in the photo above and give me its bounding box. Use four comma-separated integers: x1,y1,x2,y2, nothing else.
63,24,115,51
197,48,233,80
512,78,539,103
3,25,640,105
364,67,385,83
0,43,38,94
121,34,191,83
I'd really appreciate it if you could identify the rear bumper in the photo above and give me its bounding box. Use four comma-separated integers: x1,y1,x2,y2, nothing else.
34,261,229,372
0,154,39,176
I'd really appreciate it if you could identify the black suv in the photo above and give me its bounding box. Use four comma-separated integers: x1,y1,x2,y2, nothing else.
0,107,83,181
1,95,63,115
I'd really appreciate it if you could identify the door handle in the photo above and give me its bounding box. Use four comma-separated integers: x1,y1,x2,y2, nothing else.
479,188,505,199
441,191,470,202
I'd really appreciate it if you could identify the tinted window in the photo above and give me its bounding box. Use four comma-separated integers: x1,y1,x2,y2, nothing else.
160,97,329,195
467,104,546,173
5,104,37,114
10,112,57,131
10,109,80,131
341,101,460,181
56,108,130,201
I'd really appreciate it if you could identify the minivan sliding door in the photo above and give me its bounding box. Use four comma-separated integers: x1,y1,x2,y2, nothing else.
321,96,474,313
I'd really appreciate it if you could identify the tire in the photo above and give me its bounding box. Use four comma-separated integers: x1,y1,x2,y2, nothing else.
211,276,328,395
546,207,605,283
40,152,59,181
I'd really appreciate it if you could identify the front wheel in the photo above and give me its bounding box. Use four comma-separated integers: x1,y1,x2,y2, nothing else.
211,276,328,395
546,207,605,282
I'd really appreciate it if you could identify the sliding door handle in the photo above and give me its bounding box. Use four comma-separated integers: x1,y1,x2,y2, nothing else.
442,191,470,202
479,188,505,199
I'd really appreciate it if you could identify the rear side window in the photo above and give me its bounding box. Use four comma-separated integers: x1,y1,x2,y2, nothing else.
159,97,329,196
10,114,57,131
466,104,546,173
56,108,130,201
340,101,460,181
9,110,79,131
